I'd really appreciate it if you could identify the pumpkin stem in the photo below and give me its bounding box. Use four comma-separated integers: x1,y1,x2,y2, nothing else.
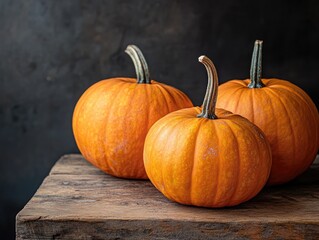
197,55,218,119
125,45,151,84
248,40,265,88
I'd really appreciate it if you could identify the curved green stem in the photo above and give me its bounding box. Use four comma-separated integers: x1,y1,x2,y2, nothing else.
125,45,151,84
197,55,218,119
248,40,265,88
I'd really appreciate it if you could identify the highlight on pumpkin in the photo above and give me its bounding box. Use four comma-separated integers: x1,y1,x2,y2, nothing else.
72,44,193,179
217,40,319,185
143,55,272,208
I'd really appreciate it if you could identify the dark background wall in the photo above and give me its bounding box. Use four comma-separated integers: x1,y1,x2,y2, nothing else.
1,0,319,238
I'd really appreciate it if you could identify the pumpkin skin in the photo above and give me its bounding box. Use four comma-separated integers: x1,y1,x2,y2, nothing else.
144,56,272,207
217,40,319,185
72,45,193,179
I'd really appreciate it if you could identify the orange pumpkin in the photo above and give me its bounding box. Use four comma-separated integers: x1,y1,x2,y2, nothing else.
144,55,272,207
217,40,319,185
72,45,193,179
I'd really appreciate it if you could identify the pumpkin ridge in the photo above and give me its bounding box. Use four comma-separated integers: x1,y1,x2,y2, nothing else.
145,115,180,189
155,84,172,113
249,129,272,201
229,116,266,200
266,79,295,87
73,80,109,161
210,120,220,205
237,80,250,87
173,88,191,110
174,88,190,108
90,84,112,170
158,84,184,111
102,81,130,175
233,88,246,114
140,85,149,132
148,116,182,199
250,90,255,123
266,88,296,175
127,84,146,177
223,120,241,205
85,81,123,169
162,84,192,109
162,117,192,202
245,121,268,199
72,83,97,158
158,84,178,108
219,86,243,111
189,119,203,204
158,83,186,111
273,84,318,122
222,80,246,89
274,85,318,128
265,91,279,156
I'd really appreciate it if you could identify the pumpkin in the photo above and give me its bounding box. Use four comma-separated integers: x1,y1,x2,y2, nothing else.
217,40,319,185
143,55,272,207
72,45,193,179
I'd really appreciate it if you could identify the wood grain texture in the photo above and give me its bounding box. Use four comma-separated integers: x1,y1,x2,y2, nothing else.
16,154,319,239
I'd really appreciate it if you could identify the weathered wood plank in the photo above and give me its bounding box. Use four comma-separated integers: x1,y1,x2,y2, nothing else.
16,154,319,239
16,219,319,240
49,154,105,175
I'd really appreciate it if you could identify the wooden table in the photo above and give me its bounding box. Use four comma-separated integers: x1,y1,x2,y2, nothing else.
16,154,319,239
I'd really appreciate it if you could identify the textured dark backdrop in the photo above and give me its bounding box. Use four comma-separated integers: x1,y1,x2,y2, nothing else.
1,0,319,238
